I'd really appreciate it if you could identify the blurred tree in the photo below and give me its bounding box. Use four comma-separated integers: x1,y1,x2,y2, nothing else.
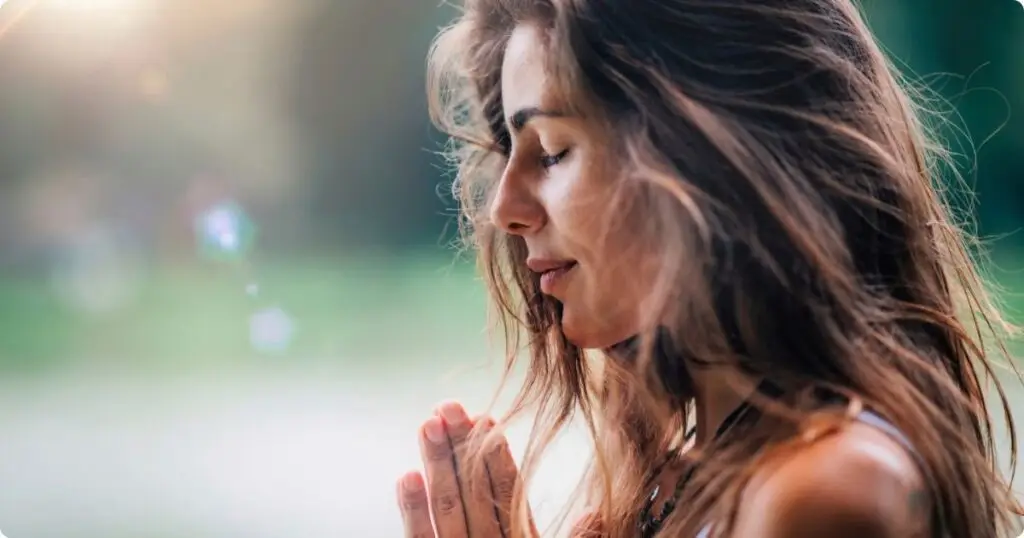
0,0,1018,260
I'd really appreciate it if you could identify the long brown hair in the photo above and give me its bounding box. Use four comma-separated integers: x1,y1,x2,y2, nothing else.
427,0,1022,536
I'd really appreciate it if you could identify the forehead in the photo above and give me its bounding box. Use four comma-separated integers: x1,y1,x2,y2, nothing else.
501,25,550,115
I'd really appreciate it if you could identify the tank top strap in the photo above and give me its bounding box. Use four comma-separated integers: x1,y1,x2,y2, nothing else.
854,409,918,457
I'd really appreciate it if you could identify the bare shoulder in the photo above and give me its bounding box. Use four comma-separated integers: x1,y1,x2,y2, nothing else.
732,419,929,538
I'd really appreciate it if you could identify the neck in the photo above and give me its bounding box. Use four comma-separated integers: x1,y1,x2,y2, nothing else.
607,331,763,446
689,363,760,446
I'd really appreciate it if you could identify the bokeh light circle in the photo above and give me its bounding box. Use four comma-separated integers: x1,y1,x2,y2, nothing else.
194,200,295,355
194,201,257,263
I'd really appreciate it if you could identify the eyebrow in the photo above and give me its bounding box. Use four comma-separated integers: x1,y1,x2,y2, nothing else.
508,107,565,132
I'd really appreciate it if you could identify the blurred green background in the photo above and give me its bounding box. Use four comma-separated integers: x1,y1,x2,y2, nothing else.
0,0,1020,536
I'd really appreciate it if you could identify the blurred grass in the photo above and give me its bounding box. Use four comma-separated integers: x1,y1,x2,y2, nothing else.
0,250,1020,376
0,253,491,375
0,252,1020,538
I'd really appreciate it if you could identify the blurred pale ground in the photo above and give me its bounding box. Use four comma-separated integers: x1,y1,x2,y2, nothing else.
0,0,1021,537
0,261,1020,538
0,360,595,537
0,262,602,537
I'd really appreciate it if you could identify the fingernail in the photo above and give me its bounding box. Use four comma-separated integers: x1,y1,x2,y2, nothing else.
424,417,446,444
402,472,423,492
439,402,468,426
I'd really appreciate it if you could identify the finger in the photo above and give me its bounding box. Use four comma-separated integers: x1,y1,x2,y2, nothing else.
420,415,469,537
442,408,503,538
437,403,501,537
482,421,537,537
436,401,476,443
397,471,436,538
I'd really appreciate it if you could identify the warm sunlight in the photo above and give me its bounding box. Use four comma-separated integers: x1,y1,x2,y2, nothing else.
0,0,1019,537
48,0,138,9
37,0,152,31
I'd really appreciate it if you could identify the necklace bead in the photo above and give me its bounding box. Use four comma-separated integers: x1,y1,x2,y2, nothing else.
636,379,773,537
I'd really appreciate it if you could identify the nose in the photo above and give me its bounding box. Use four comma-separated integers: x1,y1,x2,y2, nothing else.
489,166,546,235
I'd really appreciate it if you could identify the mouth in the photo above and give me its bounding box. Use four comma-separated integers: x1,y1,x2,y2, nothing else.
538,261,578,294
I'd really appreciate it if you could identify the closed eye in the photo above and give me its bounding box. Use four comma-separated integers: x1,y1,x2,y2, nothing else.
540,149,570,169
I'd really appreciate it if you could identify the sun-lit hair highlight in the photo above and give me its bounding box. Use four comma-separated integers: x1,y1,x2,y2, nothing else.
428,1,1023,536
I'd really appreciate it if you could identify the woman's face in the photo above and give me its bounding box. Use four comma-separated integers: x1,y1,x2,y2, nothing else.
492,25,658,349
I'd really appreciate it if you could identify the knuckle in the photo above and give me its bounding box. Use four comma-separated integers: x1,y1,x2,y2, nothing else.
423,444,452,462
464,473,490,496
492,476,517,502
433,489,463,515
400,494,428,512
488,435,511,456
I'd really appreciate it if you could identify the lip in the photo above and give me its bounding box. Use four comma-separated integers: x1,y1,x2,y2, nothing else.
526,258,576,273
528,258,578,295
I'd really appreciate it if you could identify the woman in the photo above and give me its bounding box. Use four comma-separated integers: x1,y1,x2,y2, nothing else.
397,0,1022,536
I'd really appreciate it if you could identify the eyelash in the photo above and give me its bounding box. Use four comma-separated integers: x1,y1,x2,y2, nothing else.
539,149,569,169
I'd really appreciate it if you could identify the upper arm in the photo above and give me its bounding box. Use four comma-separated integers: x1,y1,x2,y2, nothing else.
733,422,929,538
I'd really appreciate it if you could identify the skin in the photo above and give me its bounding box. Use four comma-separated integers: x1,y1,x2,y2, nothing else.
490,24,647,350
733,422,930,537
495,24,754,445
397,23,929,538
398,404,928,537
397,401,572,538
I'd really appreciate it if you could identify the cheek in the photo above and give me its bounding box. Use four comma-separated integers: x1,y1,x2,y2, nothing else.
560,263,643,349
543,162,618,259
544,150,649,348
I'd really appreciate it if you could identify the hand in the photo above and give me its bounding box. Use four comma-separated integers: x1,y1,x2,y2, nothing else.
397,401,536,538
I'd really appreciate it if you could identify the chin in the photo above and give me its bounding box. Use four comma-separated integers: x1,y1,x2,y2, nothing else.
560,306,631,350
